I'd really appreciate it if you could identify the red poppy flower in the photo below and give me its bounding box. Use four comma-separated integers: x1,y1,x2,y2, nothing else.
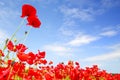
21,4,37,18
17,52,28,61
39,59,47,65
45,73,53,80
16,44,27,52
7,60,13,66
0,67,10,80
7,40,16,52
12,62,25,74
7,41,28,52
27,16,41,28
26,52,36,65
36,50,45,58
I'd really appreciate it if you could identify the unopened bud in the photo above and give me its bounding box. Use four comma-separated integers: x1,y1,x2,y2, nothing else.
5,38,9,44
14,39,17,42
25,31,28,35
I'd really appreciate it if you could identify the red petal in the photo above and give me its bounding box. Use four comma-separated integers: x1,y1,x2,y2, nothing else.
27,16,41,28
21,4,37,18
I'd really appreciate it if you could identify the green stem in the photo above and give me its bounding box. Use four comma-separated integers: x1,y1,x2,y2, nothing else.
3,18,26,62
10,18,25,41
22,27,31,43
3,50,10,61
11,28,31,60
2,18,25,52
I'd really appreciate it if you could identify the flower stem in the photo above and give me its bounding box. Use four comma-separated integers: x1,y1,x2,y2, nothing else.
11,29,31,60
3,50,10,61
22,27,32,43
2,18,25,52
10,18,25,41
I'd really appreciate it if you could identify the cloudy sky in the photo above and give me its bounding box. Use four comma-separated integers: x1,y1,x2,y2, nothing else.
0,0,120,73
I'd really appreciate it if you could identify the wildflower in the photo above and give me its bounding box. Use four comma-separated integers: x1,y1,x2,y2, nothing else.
17,52,28,61
16,44,27,52
36,50,45,58
39,59,47,65
27,16,41,28
0,67,10,80
7,41,27,52
26,52,36,65
21,4,37,18
7,40,16,52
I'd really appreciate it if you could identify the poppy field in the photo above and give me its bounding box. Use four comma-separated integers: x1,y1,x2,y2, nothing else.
0,4,120,80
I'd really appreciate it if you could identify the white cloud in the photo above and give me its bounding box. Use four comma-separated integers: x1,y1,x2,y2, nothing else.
106,43,120,50
79,43,120,73
43,44,73,56
0,5,20,29
100,30,118,37
0,4,19,43
0,8,19,19
59,25,119,48
59,0,120,22
84,47,120,62
59,17,80,37
44,45,69,52
67,34,99,46
62,19,77,27
116,24,120,30
59,28,74,36
60,6,94,21
85,51,120,62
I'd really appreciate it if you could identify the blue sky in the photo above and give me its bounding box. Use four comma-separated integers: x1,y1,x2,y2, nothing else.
0,0,120,73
